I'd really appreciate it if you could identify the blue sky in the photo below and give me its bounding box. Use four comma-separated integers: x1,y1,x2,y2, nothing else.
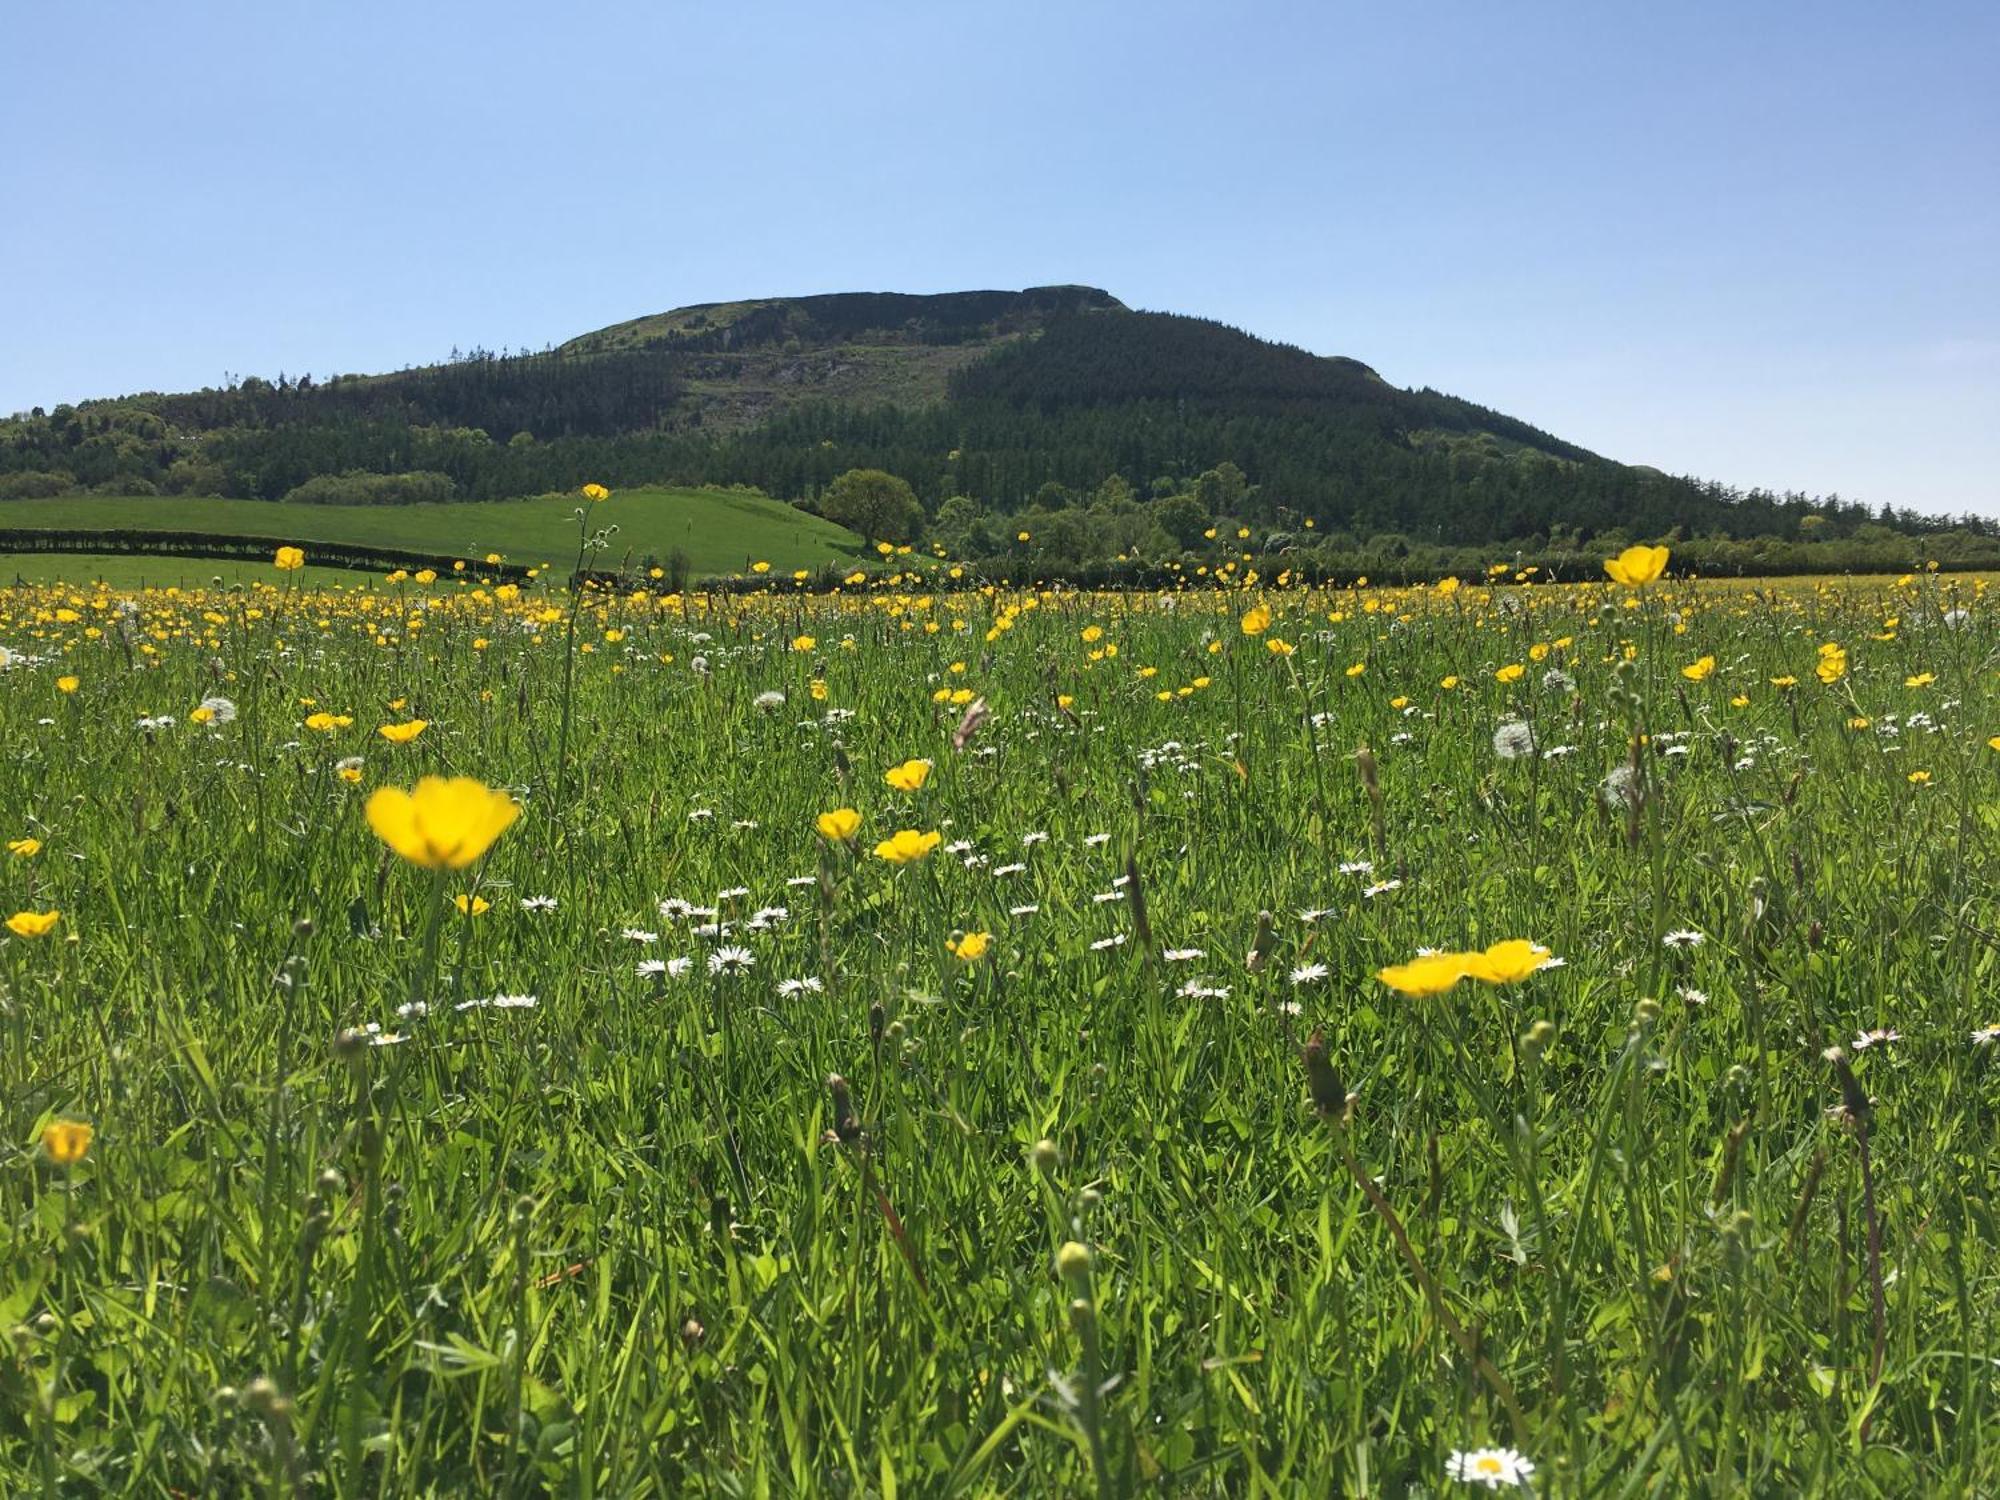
3,1,1994,516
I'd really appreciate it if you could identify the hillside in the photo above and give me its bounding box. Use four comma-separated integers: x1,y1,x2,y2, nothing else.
0,285,1969,557
0,488,863,578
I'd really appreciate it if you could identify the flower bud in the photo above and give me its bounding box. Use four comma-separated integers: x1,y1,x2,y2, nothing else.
1055,1240,1093,1281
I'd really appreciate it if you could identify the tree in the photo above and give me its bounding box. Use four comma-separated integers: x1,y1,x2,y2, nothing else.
931,494,988,555
1154,493,1211,549
1193,461,1249,514
1093,473,1135,508
819,468,924,543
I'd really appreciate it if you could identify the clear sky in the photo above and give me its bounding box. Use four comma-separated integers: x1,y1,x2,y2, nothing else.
3,1,1994,516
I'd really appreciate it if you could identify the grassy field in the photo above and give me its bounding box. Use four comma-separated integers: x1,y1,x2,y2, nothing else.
0,553,376,590
2,560,1997,1493
0,486,865,576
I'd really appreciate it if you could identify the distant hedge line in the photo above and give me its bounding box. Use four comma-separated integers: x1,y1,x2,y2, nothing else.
586,545,1998,597
0,528,536,581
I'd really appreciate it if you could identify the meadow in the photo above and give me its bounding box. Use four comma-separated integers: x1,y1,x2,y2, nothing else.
2,516,1997,1494
0,486,865,579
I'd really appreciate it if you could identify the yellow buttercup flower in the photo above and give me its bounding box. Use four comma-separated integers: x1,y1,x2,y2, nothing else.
947,930,993,962
1378,951,1473,996
1495,663,1525,683
581,483,610,502
792,635,817,652
1682,655,1716,682
1463,939,1553,984
1265,637,1295,656
1815,644,1847,685
7,837,41,858
752,561,772,574
305,712,354,732
57,675,79,694
6,909,61,939
873,828,941,864
816,807,862,842
884,758,932,793
453,893,492,915
1239,604,1271,636
377,720,429,744
1603,544,1669,587
40,1120,93,1167
274,546,306,571
365,777,519,869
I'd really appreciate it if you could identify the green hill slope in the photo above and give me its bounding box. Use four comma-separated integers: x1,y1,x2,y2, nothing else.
0,488,863,575
0,285,1959,552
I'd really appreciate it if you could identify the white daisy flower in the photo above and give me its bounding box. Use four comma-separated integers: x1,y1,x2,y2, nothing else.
1089,933,1128,951
1446,1446,1536,1489
1288,962,1330,986
1163,947,1205,962
1663,929,1705,949
456,994,538,1012
1851,1028,1901,1051
707,945,755,976
777,977,825,999
622,927,659,944
520,894,558,913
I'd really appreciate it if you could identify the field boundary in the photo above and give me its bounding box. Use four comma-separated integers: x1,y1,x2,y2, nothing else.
0,527,537,581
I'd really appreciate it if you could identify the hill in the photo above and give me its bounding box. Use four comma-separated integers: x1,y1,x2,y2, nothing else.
0,285,1978,561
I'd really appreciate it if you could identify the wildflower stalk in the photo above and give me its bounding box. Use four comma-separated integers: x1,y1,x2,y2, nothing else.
553,508,589,811
1304,1038,1528,1445
1055,1241,1113,1497
1828,1048,1888,1400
